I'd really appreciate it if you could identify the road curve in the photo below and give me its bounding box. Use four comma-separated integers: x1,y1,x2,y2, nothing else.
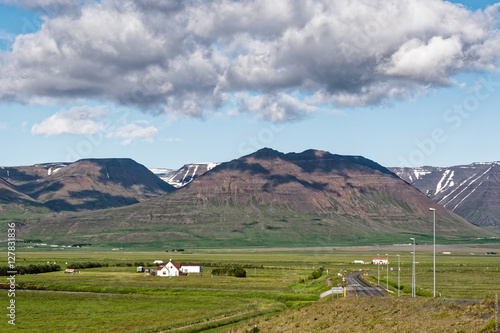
345,272,386,297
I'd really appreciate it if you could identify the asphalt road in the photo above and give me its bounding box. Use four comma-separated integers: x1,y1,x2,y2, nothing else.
344,272,386,297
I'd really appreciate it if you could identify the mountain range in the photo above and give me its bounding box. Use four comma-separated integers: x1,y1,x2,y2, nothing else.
390,162,500,231
0,159,174,212
5,148,496,249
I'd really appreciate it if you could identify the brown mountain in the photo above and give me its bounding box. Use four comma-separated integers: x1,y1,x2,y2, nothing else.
18,149,495,248
1,159,175,212
0,177,37,204
0,176,50,217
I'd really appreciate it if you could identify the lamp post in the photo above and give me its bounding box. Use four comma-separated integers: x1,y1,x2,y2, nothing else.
410,237,415,297
397,254,400,297
377,253,380,287
430,207,436,298
386,253,389,290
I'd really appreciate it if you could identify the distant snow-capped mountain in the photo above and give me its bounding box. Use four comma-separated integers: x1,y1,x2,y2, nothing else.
390,162,500,230
150,162,220,188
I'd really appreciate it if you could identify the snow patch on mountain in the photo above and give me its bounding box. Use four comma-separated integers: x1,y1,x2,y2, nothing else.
150,162,221,188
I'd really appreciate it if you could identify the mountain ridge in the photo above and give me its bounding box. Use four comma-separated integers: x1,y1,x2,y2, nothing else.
1,158,175,212
14,148,496,248
390,162,500,231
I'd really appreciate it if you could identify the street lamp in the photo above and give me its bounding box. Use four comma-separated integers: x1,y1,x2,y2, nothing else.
386,253,389,290
377,253,380,287
397,254,400,297
410,237,415,297
430,207,436,298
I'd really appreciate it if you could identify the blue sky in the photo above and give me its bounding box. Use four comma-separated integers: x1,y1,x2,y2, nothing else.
1,0,500,169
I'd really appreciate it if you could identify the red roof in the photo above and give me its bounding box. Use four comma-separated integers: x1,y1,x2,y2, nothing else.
170,260,182,270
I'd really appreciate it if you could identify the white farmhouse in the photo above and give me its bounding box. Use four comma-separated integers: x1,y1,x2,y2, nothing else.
372,258,389,265
156,259,202,277
157,260,182,277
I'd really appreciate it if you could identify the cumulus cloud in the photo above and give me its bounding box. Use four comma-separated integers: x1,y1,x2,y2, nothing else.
31,105,107,136
2,0,500,121
106,122,158,146
0,0,83,17
236,92,317,122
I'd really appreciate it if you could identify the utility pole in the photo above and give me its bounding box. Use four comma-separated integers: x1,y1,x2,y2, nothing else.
377,253,380,287
410,238,415,297
386,253,389,290
496,292,498,333
397,254,400,297
430,207,436,297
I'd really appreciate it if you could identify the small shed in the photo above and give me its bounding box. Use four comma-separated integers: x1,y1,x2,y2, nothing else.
137,266,143,273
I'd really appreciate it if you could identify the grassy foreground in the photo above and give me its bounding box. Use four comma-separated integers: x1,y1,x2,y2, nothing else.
0,246,499,332
231,297,498,333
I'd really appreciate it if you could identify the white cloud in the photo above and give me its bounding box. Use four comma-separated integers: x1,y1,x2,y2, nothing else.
237,92,317,122
31,105,107,136
163,137,181,143
1,0,500,121
380,36,464,85
107,122,158,146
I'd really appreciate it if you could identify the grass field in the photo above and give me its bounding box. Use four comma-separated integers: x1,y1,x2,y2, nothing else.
1,245,499,332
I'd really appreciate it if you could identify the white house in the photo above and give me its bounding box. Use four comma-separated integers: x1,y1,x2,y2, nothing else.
157,260,182,277
157,259,202,277
372,258,389,265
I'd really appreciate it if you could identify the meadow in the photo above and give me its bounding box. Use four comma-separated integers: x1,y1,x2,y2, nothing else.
0,244,499,332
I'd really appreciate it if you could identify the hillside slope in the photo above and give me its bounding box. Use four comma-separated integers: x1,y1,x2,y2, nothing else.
232,297,496,333
1,159,175,212
390,162,500,231
17,149,495,247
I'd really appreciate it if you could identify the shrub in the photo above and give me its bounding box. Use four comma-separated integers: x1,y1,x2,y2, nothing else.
0,263,61,275
233,266,247,278
211,264,247,278
308,268,324,280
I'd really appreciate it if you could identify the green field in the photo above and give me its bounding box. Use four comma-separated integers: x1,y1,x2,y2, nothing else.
1,245,499,332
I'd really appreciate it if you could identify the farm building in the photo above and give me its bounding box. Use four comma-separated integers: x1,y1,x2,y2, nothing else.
180,263,202,274
352,260,365,264
157,259,201,277
372,258,389,265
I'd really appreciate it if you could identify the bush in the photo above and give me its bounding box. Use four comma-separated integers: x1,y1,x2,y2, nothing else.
67,262,107,269
233,266,247,278
308,268,324,280
211,264,247,278
0,263,61,275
